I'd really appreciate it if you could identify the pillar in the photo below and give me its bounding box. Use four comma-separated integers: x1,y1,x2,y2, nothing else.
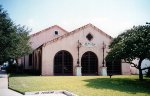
75,66,82,76
99,67,107,76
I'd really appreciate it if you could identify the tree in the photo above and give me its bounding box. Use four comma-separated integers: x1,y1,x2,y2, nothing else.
106,23,150,80
0,5,31,65
146,67,150,77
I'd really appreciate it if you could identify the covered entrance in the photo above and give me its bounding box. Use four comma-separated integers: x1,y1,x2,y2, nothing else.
54,50,73,75
81,51,98,75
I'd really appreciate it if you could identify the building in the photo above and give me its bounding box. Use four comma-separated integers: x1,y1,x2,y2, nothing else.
18,23,131,76
131,58,150,74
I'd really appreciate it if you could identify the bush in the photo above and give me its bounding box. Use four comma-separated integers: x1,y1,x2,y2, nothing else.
6,64,17,73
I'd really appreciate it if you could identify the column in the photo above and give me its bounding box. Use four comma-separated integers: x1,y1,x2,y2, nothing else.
99,67,107,76
75,66,82,76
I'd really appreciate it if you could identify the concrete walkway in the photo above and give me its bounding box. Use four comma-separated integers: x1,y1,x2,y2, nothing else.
0,70,69,96
0,70,23,96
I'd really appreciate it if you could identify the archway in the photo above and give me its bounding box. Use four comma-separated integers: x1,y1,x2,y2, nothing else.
81,51,98,75
37,51,42,75
54,50,73,75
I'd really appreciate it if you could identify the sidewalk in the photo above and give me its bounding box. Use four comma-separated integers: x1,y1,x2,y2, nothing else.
0,70,23,96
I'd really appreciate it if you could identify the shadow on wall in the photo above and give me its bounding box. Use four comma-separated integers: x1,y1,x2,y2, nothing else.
84,78,150,94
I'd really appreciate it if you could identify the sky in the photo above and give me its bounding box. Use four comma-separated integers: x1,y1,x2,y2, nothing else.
0,0,150,37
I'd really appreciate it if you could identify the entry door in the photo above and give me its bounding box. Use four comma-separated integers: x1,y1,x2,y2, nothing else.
81,51,98,75
54,50,73,75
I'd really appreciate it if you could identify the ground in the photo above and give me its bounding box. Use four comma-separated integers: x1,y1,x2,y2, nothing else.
9,75,150,96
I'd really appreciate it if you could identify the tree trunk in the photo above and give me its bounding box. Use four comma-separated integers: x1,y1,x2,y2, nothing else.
138,58,144,81
15,59,19,72
139,68,143,81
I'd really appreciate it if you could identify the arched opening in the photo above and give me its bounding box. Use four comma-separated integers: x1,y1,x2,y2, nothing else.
81,51,98,75
37,51,42,75
54,50,73,75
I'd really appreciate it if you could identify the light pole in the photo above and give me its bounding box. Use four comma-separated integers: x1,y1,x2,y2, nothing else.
77,40,81,67
102,41,106,67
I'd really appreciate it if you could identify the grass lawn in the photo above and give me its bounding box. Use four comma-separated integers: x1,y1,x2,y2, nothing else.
9,75,150,96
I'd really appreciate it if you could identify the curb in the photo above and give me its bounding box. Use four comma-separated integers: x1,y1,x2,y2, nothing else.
8,74,24,95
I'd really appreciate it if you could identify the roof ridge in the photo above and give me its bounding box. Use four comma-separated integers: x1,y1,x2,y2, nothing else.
43,23,112,47
30,25,68,37
89,24,113,39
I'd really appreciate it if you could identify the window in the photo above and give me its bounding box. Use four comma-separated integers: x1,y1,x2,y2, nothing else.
86,33,93,41
55,31,58,35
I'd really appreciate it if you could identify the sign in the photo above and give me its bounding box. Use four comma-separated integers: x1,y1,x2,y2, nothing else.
82,42,96,47
25,90,77,96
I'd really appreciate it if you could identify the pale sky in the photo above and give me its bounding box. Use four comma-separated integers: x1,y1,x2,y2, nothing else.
0,0,150,37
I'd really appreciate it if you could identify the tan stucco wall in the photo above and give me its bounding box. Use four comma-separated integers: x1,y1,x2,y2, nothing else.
24,55,31,69
22,26,67,70
121,63,131,75
17,58,22,66
42,25,112,75
29,26,67,50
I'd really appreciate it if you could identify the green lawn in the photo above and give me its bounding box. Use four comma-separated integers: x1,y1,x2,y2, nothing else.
9,75,150,96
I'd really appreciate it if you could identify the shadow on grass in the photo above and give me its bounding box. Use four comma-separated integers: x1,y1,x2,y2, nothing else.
84,78,150,94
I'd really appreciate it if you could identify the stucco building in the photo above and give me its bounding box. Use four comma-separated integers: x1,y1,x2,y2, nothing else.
19,23,131,76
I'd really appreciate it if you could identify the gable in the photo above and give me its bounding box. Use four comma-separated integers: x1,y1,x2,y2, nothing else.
29,25,68,49
43,23,112,47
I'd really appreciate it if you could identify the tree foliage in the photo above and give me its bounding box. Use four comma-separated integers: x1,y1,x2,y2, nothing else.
106,24,150,80
0,5,31,64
